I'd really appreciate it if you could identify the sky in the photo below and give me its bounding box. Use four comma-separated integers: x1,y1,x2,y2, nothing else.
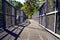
16,0,25,4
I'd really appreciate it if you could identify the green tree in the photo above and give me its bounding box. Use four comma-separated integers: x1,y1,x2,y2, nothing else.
7,0,23,9
21,0,40,19
0,0,3,21
40,0,44,6
13,1,23,9
7,0,15,4
0,0,2,11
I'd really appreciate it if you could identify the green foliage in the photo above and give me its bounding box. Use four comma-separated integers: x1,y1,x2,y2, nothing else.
7,0,23,9
30,0,40,9
21,0,40,19
7,0,15,3
0,0,3,21
59,38,60,40
0,0,2,11
33,8,38,14
8,0,12,3
40,0,44,6
13,1,23,9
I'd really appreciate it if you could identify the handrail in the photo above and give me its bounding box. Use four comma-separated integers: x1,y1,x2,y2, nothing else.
5,1,21,11
1,0,27,28
39,2,45,15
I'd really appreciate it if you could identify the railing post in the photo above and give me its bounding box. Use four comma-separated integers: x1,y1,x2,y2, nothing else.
10,6,12,26
39,7,40,24
39,11,40,24
54,0,57,33
56,0,58,10
2,0,6,28
15,8,17,25
44,0,48,28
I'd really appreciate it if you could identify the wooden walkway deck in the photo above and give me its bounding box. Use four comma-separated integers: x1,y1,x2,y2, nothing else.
0,19,58,40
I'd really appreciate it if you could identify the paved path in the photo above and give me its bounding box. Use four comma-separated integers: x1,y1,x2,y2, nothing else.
0,19,58,40
18,19,58,40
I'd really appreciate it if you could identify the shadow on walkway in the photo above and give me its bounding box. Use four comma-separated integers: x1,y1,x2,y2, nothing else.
0,21,30,40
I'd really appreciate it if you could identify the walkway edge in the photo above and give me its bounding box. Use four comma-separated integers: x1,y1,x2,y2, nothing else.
39,24,60,38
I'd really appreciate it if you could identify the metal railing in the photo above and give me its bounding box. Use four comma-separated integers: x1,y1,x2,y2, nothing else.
39,0,60,36
1,0,27,28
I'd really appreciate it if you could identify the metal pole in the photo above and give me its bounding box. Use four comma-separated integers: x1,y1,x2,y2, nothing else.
14,8,17,25
2,0,6,28
45,0,48,28
54,0,57,33
39,10,40,24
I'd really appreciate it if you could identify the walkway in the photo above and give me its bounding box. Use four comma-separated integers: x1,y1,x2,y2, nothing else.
0,19,58,40
18,19,58,40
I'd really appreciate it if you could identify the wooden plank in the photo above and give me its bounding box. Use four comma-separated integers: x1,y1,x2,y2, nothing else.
13,28,18,34
0,32,8,39
6,27,16,31
2,34,15,40
8,36,15,40
15,29,21,34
